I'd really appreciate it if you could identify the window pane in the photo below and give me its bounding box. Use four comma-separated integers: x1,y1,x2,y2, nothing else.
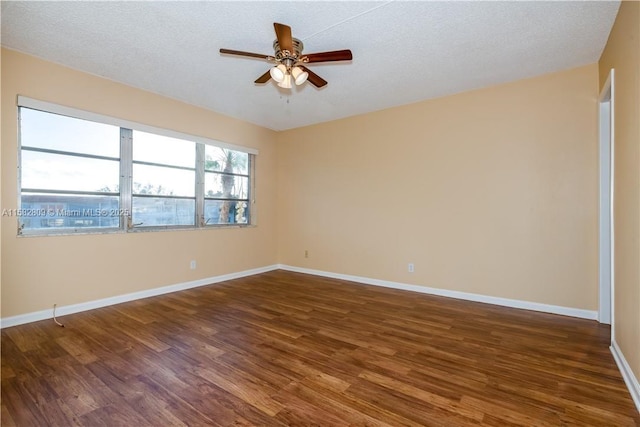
133,164,195,197
21,151,119,193
205,173,248,199
204,146,248,174
20,194,120,230
133,130,195,168
132,197,195,227
204,200,248,225
20,108,120,157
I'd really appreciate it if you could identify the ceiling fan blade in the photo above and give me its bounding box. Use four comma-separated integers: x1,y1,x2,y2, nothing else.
274,22,293,52
303,49,353,63
300,66,327,88
255,70,271,84
219,48,271,60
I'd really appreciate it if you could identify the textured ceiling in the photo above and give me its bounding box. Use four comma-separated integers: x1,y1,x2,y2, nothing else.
1,1,620,131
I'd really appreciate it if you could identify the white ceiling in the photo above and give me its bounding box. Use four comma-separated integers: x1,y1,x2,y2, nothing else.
1,1,620,131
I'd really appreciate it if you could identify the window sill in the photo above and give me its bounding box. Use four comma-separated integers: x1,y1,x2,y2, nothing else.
18,224,256,238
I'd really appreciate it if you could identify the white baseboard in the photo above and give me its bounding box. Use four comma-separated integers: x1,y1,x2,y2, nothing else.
277,264,598,320
0,264,279,329
611,340,640,413
0,263,598,326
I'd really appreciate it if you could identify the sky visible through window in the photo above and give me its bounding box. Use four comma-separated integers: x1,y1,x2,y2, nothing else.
132,130,195,196
21,108,119,193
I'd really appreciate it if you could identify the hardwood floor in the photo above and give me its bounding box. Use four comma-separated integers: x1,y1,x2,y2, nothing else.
2,270,638,426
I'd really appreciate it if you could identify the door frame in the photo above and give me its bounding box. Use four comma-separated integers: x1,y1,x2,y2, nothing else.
598,69,615,336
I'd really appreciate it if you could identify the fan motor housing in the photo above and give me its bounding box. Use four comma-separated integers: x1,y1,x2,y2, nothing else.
273,38,304,61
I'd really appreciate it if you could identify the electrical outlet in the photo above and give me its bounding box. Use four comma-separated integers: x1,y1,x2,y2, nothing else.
190,260,196,270
304,250,309,258
408,263,414,273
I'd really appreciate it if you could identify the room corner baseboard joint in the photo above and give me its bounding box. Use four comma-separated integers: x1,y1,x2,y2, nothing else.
611,340,640,413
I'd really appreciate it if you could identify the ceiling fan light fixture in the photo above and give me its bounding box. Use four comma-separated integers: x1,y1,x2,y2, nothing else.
269,64,286,83
220,22,352,90
291,66,308,85
277,73,293,89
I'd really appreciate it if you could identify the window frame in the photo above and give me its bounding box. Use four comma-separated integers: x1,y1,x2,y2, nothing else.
16,96,257,236
130,129,198,230
203,146,252,227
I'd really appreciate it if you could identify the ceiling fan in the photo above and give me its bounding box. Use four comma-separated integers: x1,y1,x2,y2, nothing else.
219,22,353,89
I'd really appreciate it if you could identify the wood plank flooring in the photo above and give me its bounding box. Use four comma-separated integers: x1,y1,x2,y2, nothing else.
2,270,638,426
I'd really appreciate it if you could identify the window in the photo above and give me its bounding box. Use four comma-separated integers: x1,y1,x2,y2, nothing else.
204,146,250,225
132,131,196,228
19,108,121,231
16,98,256,235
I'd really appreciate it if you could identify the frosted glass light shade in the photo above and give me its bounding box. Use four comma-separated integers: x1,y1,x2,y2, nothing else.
269,64,286,83
277,73,292,89
291,67,309,85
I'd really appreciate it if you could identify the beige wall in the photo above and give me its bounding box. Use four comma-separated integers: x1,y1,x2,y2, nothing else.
599,0,640,386
0,48,607,325
278,64,599,311
1,49,278,318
